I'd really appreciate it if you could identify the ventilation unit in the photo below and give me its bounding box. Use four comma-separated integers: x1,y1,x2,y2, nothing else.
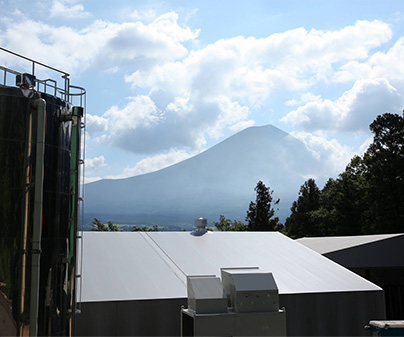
181,268,286,336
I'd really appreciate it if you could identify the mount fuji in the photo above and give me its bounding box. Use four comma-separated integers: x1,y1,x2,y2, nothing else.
84,125,326,229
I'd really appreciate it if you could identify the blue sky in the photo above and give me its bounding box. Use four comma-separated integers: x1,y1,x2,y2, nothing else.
1,0,404,183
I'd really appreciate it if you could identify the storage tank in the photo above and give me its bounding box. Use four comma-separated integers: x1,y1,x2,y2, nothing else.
0,48,85,337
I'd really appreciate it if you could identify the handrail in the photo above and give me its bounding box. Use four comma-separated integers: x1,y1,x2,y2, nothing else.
0,46,73,101
0,46,69,77
0,55,86,106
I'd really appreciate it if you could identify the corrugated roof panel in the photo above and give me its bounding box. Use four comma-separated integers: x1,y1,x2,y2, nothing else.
79,232,186,302
147,231,380,294
79,231,381,303
297,233,403,254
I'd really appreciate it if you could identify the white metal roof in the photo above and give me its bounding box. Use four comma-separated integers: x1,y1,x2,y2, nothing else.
79,231,381,303
296,233,404,254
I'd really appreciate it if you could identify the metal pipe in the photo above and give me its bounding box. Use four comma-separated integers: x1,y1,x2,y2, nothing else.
29,98,46,337
19,110,33,335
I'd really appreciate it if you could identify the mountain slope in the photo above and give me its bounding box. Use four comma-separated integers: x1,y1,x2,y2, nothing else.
84,125,323,226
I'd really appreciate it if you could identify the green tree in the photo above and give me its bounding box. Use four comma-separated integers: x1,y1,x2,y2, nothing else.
107,221,120,231
246,181,282,231
284,112,404,237
132,225,159,232
284,178,322,238
91,218,119,231
320,157,368,236
362,112,404,234
214,215,248,231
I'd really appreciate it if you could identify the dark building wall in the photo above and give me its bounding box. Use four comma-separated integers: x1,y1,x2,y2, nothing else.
75,290,385,337
324,236,404,319
74,298,187,336
325,236,404,269
280,290,385,336
350,268,404,319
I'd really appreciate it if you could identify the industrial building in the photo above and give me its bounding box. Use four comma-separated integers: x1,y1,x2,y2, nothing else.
297,234,404,320
75,230,385,336
0,48,390,336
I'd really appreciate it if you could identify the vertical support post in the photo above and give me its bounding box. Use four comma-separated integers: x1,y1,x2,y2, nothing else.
29,98,46,337
67,106,83,334
63,75,70,102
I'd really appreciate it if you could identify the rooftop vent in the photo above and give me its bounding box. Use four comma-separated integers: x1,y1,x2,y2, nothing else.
191,218,207,236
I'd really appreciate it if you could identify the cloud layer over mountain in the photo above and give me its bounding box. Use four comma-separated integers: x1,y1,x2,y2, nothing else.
1,1,403,182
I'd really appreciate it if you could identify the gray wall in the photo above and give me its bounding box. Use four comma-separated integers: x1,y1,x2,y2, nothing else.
323,236,404,319
74,290,385,336
280,290,385,336
74,298,187,336
324,236,404,269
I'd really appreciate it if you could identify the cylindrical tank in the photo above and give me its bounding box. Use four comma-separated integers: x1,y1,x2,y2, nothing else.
0,85,79,336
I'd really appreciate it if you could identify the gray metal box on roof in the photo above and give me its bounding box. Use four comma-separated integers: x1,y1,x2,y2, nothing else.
221,268,279,313
187,276,228,314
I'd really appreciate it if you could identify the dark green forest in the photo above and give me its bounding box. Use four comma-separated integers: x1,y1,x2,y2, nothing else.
285,112,404,238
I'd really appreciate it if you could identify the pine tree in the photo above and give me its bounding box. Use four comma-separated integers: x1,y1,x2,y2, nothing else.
284,179,322,238
246,181,281,231
214,215,248,231
362,112,404,233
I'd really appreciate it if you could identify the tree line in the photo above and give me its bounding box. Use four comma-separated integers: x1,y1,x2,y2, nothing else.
91,218,159,232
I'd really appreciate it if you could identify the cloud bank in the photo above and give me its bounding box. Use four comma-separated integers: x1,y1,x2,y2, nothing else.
2,6,404,180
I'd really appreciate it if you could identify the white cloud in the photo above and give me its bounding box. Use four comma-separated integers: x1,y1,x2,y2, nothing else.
84,176,103,184
85,85,254,154
291,132,356,176
105,95,162,131
285,93,322,106
129,9,157,22
208,96,254,139
98,12,199,69
0,11,199,75
91,93,255,154
86,155,107,171
0,17,115,74
107,150,196,179
118,19,394,155
333,37,404,84
2,12,400,160
50,0,91,19
102,95,165,153
86,114,108,136
359,137,373,154
85,156,107,183
126,20,392,101
281,78,403,133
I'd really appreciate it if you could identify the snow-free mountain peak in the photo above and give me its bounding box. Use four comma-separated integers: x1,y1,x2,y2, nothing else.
85,124,322,227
